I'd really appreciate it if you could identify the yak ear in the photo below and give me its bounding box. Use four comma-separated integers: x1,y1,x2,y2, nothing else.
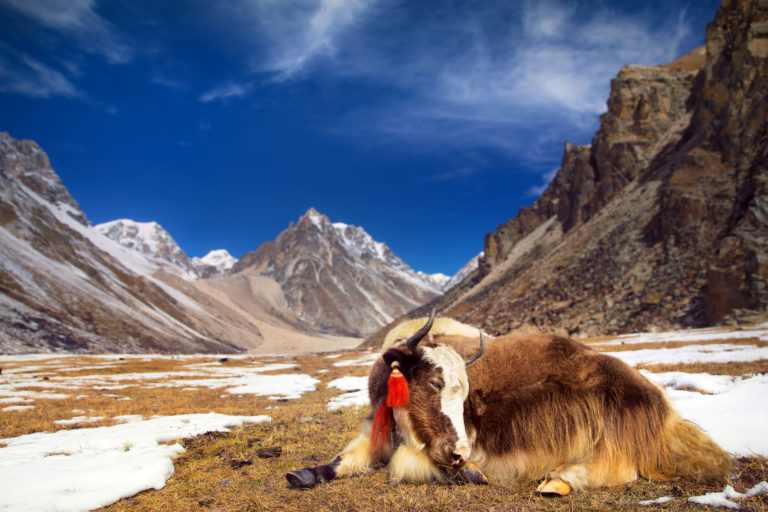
468,391,487,417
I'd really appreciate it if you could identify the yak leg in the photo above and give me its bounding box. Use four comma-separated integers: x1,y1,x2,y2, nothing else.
286,456,342,489
538,457,640,494
537,464,588,496
286,426,378,489
388,443,444,484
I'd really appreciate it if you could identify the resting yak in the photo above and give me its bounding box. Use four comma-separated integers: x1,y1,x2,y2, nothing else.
287,313,732,495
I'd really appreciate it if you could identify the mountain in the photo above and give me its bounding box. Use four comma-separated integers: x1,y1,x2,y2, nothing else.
231,208,441,337
0,133,356,354
362,0,767,346
95,219,199,279
192,249,238,274
442,252,482,292
416,271,451,292
95,219,235,279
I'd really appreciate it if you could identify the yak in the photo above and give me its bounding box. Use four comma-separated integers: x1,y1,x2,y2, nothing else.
287,313,732,495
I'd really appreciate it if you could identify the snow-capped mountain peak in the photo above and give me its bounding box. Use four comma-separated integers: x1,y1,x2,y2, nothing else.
192,249,238,273
95,219,196,278
417,271,451,291
442,252,483,291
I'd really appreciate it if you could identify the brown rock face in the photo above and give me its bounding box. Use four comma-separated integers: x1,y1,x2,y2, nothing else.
385,0,767,341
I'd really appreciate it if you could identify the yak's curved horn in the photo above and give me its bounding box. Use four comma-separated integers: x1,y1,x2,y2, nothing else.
405,308,435,352
465,331,486,366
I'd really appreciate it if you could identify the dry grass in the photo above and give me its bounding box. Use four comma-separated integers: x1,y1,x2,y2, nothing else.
589,337,767,353
641,359,768,376
2,348,768,511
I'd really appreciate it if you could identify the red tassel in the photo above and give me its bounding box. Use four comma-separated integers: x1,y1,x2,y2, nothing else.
386,367,409,408
370,402,391,459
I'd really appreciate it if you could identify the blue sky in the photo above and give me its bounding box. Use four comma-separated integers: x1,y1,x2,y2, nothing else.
0,0,720,275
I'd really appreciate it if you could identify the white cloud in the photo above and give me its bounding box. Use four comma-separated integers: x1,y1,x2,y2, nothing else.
199,82,252,103
2,0,132,64
236,0,376,79
0,53,79,98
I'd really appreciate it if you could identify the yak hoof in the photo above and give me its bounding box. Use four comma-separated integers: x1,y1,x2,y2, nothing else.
463,463,489,485
444,462,489,485
537,477,572,496
286,469,317,489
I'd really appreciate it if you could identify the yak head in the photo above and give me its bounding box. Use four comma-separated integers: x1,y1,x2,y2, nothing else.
381,311,485,469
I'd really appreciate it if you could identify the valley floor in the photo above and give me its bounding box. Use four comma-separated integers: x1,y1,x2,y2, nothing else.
1,324,767,511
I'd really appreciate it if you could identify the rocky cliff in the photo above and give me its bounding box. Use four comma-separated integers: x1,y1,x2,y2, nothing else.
232,208,441,337
366,0,767,344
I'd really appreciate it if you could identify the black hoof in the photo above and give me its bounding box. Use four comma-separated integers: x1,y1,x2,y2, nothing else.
443,463,489,485
286,469,317,489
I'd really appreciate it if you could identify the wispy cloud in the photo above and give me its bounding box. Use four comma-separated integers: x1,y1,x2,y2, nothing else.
526,167,559,197
2,0,133,64
229,0,376,79
199,81,252,103
0,52,79,98
151,74,188,91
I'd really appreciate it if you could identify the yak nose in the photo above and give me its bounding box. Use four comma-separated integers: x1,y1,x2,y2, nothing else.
452,446,470,467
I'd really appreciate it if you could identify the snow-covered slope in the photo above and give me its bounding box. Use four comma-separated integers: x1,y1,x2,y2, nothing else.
232,208,442,337
95,219,197,279
417,271,451,291
442,252,482,291
95,220,236,279
192,249,238,273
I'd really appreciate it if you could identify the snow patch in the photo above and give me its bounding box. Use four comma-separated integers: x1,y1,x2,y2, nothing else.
688,482,768,509
326,376,369,410
0,413,271,512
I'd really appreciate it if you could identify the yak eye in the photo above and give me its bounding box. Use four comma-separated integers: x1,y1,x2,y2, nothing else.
429,379,444,391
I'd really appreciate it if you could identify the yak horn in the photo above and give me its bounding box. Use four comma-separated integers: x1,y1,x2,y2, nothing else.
405,308,435,351
465,331,486,366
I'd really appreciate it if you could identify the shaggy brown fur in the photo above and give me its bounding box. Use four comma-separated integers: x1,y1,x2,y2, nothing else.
438,332,733,487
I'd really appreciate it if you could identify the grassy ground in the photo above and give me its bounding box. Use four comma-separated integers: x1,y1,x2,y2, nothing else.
1,347,767,511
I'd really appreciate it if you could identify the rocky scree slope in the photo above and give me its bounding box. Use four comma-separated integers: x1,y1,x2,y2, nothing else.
364,0,768,345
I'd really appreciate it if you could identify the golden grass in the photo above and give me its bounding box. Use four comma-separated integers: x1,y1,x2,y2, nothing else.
589,337,766,353
2,348,767,511
640,359,768,376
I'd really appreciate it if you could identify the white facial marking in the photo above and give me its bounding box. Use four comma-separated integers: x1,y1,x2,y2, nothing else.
421,345,470,460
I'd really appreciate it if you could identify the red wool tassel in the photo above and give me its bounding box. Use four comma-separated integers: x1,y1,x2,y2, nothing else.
370,402,391,458
386,367,409,408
